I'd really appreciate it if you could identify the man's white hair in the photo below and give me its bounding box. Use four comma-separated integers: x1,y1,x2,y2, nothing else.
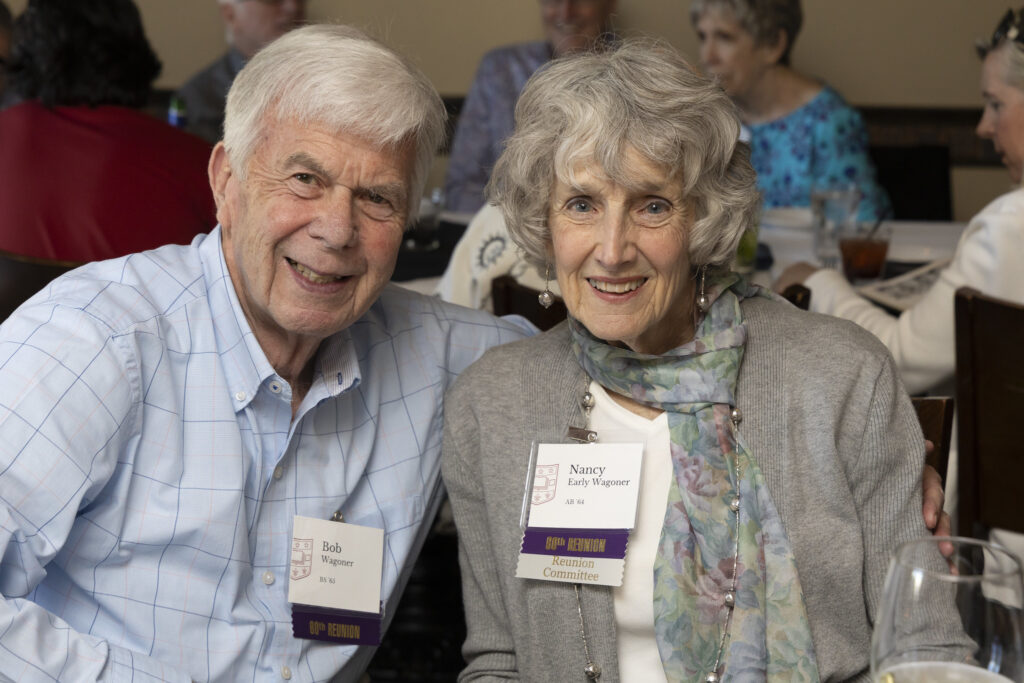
223,24,447,218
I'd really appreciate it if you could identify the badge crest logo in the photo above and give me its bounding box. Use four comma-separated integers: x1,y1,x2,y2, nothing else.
532,464,559,505
291,538,313,580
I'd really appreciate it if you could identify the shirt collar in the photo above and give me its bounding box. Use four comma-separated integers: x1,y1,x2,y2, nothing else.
226,48,247,77
199,227,363,412
299,328,362,414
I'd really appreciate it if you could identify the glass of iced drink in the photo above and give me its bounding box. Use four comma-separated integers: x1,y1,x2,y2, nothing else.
840,222,891,284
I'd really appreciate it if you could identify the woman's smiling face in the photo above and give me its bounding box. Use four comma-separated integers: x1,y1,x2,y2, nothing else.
548,148,696,355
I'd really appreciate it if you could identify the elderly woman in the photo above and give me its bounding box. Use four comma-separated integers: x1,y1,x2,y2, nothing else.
775,8,1024,558
776,7,1024,395
690,0,890,219
442,40,929,682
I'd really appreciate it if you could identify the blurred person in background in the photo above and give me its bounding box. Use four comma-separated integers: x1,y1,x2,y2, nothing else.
0,0,216,265
174,0,306,143
434,201,559,310
774,4,1024,395
443,0,617,215
691,0,890,219
774,7,1024,527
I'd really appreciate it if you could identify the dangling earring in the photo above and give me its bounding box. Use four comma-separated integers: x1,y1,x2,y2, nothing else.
538,264,555,309
696,265,709,312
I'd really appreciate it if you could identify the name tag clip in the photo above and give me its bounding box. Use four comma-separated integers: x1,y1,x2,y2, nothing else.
567,426,598,443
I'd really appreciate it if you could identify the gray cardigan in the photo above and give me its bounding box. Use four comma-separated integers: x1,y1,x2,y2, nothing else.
442,297,930,682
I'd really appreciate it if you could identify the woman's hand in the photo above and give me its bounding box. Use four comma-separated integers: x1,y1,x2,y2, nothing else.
773,262,820,294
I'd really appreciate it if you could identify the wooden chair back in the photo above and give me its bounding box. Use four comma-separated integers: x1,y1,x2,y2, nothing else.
0,251,78,322
491,275,568,331
781,284,812,311
954,287,1024,536
911,396,955,482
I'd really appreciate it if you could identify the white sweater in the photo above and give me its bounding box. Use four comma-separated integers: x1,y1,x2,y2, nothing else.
806,187,1024,395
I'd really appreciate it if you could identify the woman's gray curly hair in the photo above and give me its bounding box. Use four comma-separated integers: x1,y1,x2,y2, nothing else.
487,38,760,272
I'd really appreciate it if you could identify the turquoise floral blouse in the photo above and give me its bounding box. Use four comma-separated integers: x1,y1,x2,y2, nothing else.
748,85,891,221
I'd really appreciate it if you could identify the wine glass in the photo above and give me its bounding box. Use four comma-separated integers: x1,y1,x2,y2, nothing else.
810,182,860,269
871,536,1024,682
404,188,443,252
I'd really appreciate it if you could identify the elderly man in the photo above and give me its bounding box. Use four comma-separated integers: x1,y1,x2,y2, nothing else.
443,0,617,214
0,24,524,681
175,0,306,142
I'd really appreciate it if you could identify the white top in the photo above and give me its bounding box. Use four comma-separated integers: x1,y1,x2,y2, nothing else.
435,203,560,310
589,381,671,683
805,187,1024,396
806,187,1024,528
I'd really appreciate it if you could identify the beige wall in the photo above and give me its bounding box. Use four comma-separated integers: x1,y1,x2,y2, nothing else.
6,0,1002,103
5,0,1012,216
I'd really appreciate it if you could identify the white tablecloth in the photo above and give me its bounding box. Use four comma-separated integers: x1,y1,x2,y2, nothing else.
756,220,968,284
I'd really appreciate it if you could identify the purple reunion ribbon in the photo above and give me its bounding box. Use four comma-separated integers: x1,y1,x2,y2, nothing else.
520,527,630,559
291,603,383,646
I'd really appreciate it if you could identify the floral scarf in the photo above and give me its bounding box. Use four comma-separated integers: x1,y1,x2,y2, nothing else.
570,272,820,682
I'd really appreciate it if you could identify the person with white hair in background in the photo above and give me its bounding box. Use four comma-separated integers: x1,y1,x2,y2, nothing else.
776,6,1024,397
174,0,306,143
774,6,1024,550
691,0,890,220
0,23,525,681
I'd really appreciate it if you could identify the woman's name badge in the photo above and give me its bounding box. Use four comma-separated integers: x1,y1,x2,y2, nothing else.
515,442,642,587
288,515,385,646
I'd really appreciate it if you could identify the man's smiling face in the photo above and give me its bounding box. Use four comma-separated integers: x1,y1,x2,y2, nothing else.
212,117,415,357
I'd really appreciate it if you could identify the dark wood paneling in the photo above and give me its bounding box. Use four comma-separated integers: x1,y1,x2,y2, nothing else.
860,106,998,167
151,89,1000,168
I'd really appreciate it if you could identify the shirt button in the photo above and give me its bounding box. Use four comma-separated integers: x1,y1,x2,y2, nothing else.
273,466,284,480
262,571,275,585
234,391,247,402
269,381,283,394
281,665,292,680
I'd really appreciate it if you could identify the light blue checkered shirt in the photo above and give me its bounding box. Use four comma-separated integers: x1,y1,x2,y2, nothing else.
0,228,527,682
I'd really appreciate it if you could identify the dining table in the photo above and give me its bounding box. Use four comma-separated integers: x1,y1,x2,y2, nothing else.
390,216,469,280
751,207,968,290
393,206,971,306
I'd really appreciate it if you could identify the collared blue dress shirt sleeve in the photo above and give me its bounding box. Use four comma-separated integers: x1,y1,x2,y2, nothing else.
0,228,526,682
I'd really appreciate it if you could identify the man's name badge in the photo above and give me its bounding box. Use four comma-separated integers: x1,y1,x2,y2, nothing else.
515,442,642,586
288,515,385,646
